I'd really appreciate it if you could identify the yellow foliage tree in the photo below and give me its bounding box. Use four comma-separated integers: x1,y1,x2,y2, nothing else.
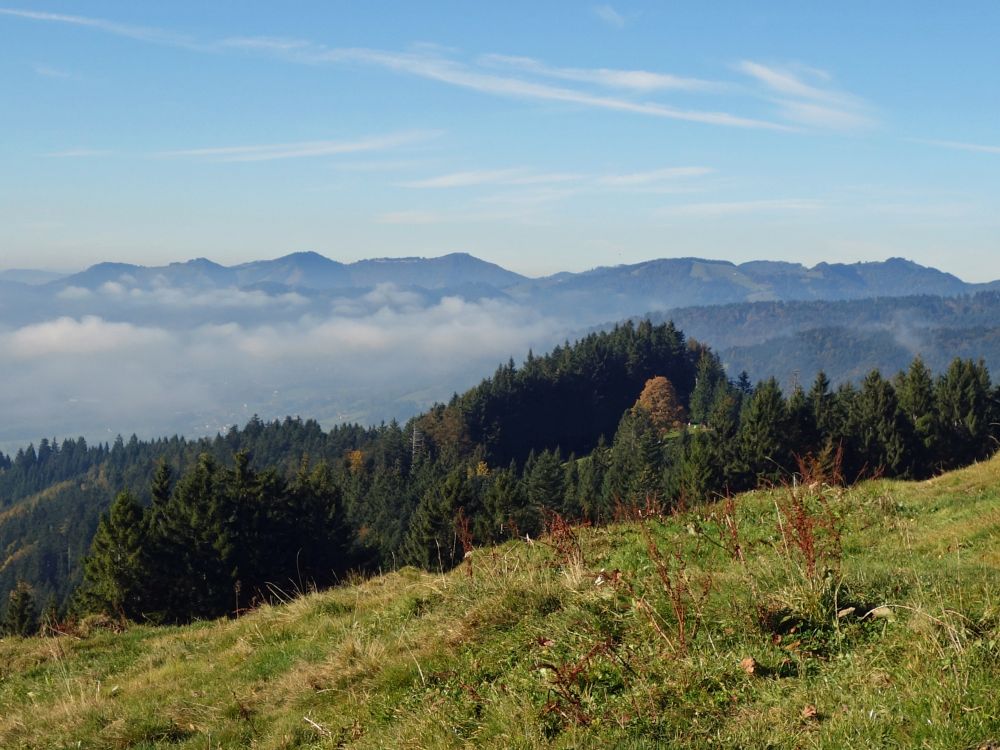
346,449,365,474
635,376,687,436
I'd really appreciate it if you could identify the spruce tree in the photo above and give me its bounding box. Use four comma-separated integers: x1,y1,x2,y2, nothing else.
526,448,564,512
402,470,468,570
78,490,148,620
689,353,727,425
678,430,720,505
737,378,792,487
808,371,835,442
936,359,993,470
150,460,173,508
895,357,938,473
852,371,911,477
5,581,38,636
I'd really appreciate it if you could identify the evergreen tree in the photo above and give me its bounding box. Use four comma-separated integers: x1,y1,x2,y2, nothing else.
577,442,610,522
737,378,792,487
689,353,727,425
561,457,582,519
150,460,173,508
936,359,993,470
895,356,938,473
603,410,647,505
678,430,720,505
735,371,753,396
480,464,530,540
786,385,815,457
146,453,233,621
635,426,666,502
851,371,911,477
526,448,564,517
78,490,148,620
704,389,742,490
5,581,38,636
402,470,469,570
808,371,836,442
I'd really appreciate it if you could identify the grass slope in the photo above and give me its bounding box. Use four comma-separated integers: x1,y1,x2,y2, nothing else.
2,458,999,749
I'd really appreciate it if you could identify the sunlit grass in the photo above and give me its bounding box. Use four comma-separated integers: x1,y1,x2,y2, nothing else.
2,456,999,748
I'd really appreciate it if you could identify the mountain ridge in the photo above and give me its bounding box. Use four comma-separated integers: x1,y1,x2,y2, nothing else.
24,253,1000,317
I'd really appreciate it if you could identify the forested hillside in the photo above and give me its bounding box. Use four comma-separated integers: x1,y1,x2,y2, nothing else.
645,291,1000,388
2,320,998,628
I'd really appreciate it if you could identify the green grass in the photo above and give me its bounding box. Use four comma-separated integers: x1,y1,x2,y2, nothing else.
2,458,1000,749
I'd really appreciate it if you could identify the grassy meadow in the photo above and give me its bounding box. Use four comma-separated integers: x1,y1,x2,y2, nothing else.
2,457,999,749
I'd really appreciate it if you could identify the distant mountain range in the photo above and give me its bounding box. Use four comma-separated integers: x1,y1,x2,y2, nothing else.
4,252,998,325
519,256,999,318
49,251,525,293
2,251,1000,454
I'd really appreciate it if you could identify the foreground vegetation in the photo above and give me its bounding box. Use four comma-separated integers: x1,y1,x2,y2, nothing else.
5,319,998,626
2,454,999,749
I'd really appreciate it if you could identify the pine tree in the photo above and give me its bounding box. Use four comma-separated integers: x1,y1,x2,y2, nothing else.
704,389,742,489
526,448,564,511
852,371,911,477
808,371,835,441
678,430,720,505
689,353,727,425
78,490,148,620
737,378,792,486
603,410,646,505
935,359,993,470
480,465,527,541
146,453,232,622
5,581,38,636
150,460,173,507
895,356,938,473
561,457,582,519
402,470,468,571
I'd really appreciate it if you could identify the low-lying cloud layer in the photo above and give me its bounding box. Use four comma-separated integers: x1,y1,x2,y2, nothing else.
0,283,564,452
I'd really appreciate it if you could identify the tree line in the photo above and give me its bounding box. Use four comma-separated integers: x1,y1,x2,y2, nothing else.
3,320,999,630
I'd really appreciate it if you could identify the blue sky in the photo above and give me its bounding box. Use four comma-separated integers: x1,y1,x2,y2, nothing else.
1,1,998,279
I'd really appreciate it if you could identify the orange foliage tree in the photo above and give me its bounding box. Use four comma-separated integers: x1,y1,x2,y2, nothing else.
635,376,687,436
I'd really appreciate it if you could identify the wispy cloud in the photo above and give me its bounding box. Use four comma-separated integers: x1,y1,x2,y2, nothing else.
40,134,436,163
776,100,873,131
737,60,874,131
912,138,1000,155
400,168,531,189
314,47,787,130
658,198,822,217
400,168,583,189
33,63,73,79
596,166,714,186
479,54,716,92
402,165,712,193
5,8,862,133
593,4,626,28
43,148,113,158
155,132,439,163
376,209,519,224
739,61,841,102
0,7,199,47
332,159,435,173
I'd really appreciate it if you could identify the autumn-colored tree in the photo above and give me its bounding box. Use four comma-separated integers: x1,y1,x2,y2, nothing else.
346,449,366,474
635,376,687,436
